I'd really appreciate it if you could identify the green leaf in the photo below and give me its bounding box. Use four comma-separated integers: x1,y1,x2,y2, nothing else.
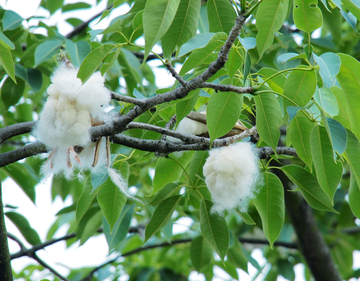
3,10,23,31
313,53,340,88
349,174,360,218
256,0,289,58
0,31,15,49
254,172,284,248
101,47,122,75
178,33,215,56
188,150,208,187
101,18,123,34
344,130,360,187
281,165,336,212
277,52,307,64
76,177,96,225
91,166,109,192
227,238,249,273
15,65,42,92
254,92,282,151
1,77,25,110
103,204,134,251
207,0,237,34
41,0,64,14
190,236,213,271
225,47,244,83
2,163,36,203
175,90,200,124
313,87,339,116
236,210,256,225
342,0,360,21
288,111,314,169
293,0,323,33
336,53,360,141
332,86,352,130
161,0,201,58
325,117,347,155
310,125,343,202
34,38,64,67
143,0,181,60
80,209,103,245
283,69,317,107
0,43,16,83
180,32,227,75
200,199,229,260
149,183,181,206
6,212,41,245
153,152,194,194
258,67,286,94
62,2,91,12
98,177,127,233
77,44,115,83
206,83,243,143
65,40,92,68
144,195,182,242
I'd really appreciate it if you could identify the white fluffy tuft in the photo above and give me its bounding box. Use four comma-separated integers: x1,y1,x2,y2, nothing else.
176,117,208,136
34,63,111,178
203,142,260,213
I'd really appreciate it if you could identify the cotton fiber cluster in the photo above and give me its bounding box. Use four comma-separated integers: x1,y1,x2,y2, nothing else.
34,63,111,176
203,142,260,213
176,116,208,136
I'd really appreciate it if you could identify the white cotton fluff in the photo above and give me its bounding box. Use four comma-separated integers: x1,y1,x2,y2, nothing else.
203,142,260,213
167,117,208,143
34,63,111,177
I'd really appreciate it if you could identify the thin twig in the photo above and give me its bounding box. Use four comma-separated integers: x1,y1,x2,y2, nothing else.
111,92,146,107
165,61,187,86
201,83,254,94
32,253,71,281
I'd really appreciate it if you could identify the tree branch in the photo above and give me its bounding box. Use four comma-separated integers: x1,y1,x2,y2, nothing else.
272,161,341,281
0,121,36,144
32,253,70,281
0,175,13,281
201,83,254,94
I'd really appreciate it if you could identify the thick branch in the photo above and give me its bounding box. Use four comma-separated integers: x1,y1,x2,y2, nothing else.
201,83,254,94
272,162,341,281
0,121,36,144
0,142,47,167
0,175,13,281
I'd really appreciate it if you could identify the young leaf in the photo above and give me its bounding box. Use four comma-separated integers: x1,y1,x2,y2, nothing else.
293,0,323,33
1,77,25,110
227,238,249,273
65,40,92,68
6,212,41,245
143,0,181,60
175,89,200,124
258,67,286,94
349,174,360,219
254,92,282,152
281,165,337,212
313,87,339,117
161,0,201,58
188,150,208,187
313,53,341,88
256,0,289,58
190,236,213,272
144,195,182,242
34,38,64,67
178,32,215,56
207,86,243,143
344,130,360,187
98,178,127,233
283,69,317,107
153,152,194,194
207,0,237,34
324,117,347,156
225,47,244,83
103,204,135,252
310,125,343,202
2,10,23,31
288,111,314,169
149,183,181,206
77,44,115,83
180,32,227,75
200,199,229,260
0,43,16,83
76,176,96,225
336,54,360,141
254,172,284,248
